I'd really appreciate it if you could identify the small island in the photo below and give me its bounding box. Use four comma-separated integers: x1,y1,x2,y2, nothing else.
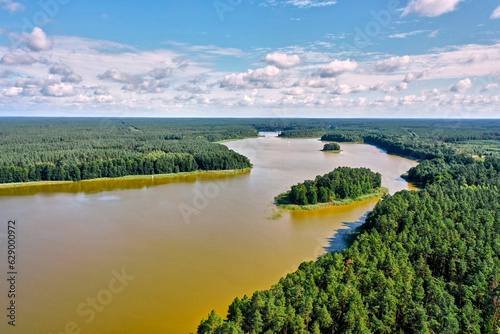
322,142,341,152
275,167,387,210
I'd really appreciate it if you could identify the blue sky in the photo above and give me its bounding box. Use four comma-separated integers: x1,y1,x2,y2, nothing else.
0,0,499,117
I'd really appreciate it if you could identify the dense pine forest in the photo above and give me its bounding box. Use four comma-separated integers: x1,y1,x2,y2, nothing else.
276,167,382,206
0,118,256,183
196,118,500,334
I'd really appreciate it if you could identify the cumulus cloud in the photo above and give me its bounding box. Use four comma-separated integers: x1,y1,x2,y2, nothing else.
403,70,427,83
0,53,36,65
94,87,110,95
491,6,500,19
317,59,358,78
2,87,23,97
402,0,464,17
375,95,399,103
0,0,24,13
176,84,208,94
97,68,142,84
149,67,172,80
41,83,76,97
283,86,305,95
263,53,302,69
22,27,52,51
450,78,472,93
122,78,170,94
300,77,336,88
15,77,55,88
62,74,83,84
375,56,411,73
49,64,82,83
49,64,73,77
220,65,285,90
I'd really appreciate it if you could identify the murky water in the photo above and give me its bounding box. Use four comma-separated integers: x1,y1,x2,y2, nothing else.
0,133,417,334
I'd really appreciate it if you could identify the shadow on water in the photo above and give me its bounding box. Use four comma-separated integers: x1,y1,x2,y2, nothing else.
0,171,249,197
323,212,370,253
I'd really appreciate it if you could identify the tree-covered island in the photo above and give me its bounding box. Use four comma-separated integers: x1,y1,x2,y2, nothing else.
321,143,341,152
275,167,386,210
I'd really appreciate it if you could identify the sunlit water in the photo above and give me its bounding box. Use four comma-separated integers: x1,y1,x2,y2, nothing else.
0,133,417,334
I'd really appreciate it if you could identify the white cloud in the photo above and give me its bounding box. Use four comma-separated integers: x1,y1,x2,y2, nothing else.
450,78,472,93
283,86,305,95
97,68,143,84
41,83,76,97
375,55,411,73
0,53,36,65
403,70,427,83
329,84,369,95
458,53,488,65
402,0,464,17
317,59,358,78
62,74,83,84
429,30,440,38
263,53,302,69
49,64,74,77
389,30,426,39
481,83,499,93
2,87,23,97
491,6,500,19
149,67,172,80
285,0,337,8
0,0,24,13
22,27,53,52
220,65,285,90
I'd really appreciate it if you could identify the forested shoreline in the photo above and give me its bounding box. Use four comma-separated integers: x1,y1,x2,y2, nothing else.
197,119,500,334
0,118,254,184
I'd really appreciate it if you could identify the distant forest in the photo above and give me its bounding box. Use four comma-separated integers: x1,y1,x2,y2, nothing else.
2,118,500,184
195,118,500,334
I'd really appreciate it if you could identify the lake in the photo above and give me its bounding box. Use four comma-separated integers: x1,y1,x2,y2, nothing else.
0,133,417,333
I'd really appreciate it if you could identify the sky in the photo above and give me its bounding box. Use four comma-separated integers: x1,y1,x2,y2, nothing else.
0,0,499,118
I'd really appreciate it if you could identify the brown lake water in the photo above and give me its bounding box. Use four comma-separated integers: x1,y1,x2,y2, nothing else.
0,133,418,334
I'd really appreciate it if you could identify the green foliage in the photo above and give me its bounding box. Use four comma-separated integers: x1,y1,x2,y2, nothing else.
321,143,340,151
285,167,382,206
0,118,254,183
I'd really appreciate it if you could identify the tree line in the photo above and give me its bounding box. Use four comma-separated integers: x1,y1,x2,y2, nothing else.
0,118,254,183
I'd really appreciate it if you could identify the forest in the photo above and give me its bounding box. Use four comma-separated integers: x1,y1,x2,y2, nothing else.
0,118,255,183
2,118,500,184
197,119,500,334
322,143,341,151
277,167,382,206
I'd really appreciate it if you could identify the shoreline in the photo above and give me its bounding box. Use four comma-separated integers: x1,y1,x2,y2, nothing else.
0,168,252,190
275,187,389,211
